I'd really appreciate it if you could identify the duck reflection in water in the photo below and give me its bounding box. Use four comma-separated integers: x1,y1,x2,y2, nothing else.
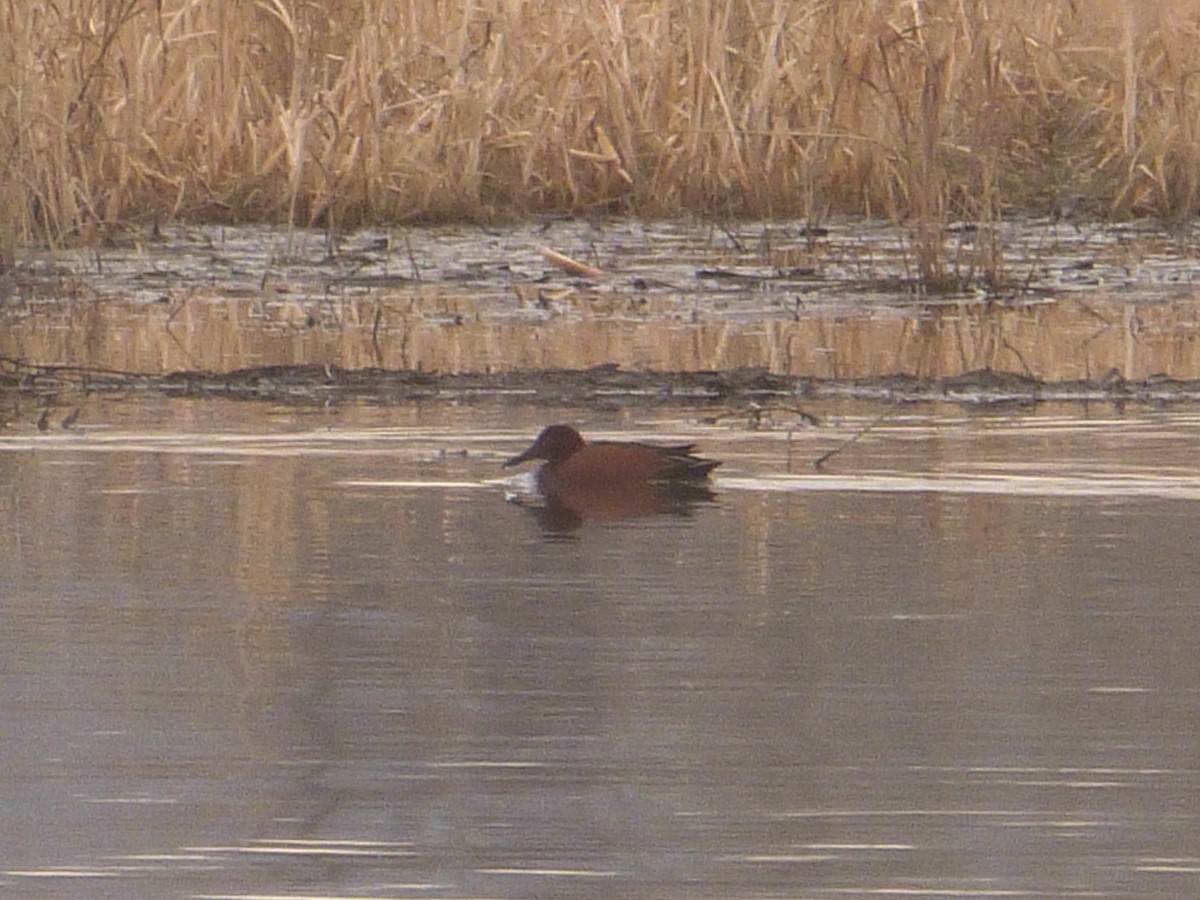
504,424,721,531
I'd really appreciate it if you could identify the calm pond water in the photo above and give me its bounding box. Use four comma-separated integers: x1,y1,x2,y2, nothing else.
2,397,1200,899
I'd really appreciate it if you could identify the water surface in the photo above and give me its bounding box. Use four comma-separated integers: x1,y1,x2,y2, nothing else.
2,399,1199,898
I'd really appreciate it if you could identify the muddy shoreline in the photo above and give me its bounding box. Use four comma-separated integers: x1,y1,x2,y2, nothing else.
4,361,1199,408
7,220,1200,408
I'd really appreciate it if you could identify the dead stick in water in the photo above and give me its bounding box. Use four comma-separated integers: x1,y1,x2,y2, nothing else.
541,246,604,278
814,410,895,470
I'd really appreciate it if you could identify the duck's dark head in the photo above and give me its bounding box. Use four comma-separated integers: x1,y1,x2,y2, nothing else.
504,424,586,467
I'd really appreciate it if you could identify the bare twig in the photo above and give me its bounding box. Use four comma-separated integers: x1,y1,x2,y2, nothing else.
814,410,896,470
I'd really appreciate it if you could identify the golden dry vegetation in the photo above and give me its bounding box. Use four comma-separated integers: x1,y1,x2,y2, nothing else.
3,0,1200,264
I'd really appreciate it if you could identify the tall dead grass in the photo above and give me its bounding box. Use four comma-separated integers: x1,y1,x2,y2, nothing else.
4,0,1200,265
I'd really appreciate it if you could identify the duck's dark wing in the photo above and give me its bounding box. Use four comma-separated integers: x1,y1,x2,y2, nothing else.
654,453,721,480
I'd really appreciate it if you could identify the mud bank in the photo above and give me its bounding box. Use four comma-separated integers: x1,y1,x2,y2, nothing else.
4,361,1198,409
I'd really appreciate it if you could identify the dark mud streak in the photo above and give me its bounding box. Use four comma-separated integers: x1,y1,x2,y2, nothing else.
4,360,1200,407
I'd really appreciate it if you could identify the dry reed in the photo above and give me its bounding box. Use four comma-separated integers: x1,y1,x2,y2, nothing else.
3,0,1200,268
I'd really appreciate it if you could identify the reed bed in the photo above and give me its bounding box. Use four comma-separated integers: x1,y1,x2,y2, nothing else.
3,0,1200,265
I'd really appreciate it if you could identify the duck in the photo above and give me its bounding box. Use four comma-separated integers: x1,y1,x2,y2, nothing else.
504,424,720,490
504,424,721,531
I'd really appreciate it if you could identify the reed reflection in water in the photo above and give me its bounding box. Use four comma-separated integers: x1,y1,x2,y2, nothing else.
8,287,1200,383
1,400,1199,898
